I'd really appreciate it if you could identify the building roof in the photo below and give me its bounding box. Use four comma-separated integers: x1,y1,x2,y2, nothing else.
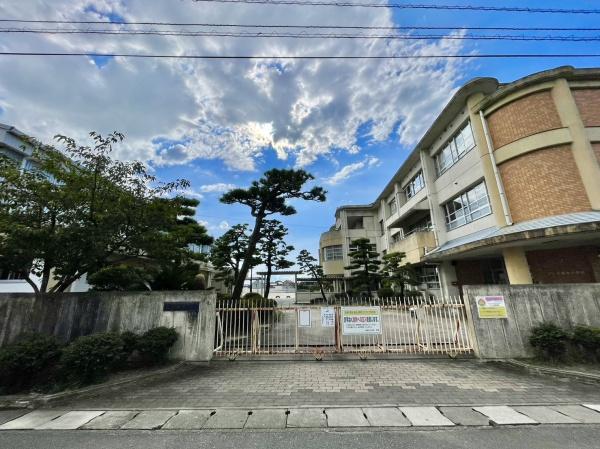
425,211,600,259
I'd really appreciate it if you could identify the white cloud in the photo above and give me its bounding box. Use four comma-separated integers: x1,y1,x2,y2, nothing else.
198,183,237,193
326,156,380,185
218,220,230,231
0,1,468,171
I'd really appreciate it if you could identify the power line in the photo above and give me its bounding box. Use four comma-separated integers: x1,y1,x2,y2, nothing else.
2,51,600,59
3,27,600,41
1,19,599,31
191,0,600,14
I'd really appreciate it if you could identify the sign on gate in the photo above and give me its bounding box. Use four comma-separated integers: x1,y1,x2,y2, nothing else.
341,306,382,335
320,307,335,327
476,296,508,319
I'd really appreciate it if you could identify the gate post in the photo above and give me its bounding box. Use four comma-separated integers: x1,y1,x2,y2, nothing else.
334,306,342,352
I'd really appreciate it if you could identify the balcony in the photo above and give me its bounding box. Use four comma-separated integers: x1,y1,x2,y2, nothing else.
389,230,437,264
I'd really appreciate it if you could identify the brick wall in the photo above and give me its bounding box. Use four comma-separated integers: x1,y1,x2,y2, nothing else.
526,246,600,284
498,145,591,222
487,90,562,149
572,88,600,127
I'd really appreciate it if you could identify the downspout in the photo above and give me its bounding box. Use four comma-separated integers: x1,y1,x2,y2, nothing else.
479,110,513,226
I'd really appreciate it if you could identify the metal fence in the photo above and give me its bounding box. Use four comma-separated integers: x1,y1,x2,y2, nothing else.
213,296,473,357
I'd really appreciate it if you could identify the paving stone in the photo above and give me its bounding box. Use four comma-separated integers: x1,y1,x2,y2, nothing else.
583,404,600,413
326,408,370,427
439,407,490,426
120,410,176,430
244,409,287,429
513,406,579,424
0,410,28,426
161,410,213,430
81,411,138,430
400,407,454,427
473,406,537,425
363,407,411,427
286,409,326,428
203,409,249,429
551,405,600,423
0,410,64,430
36,411,105,430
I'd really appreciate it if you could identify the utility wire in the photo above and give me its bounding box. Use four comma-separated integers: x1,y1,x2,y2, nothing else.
2,27,600,41
1,19,599,31
1,52,600,59
191,0,600,14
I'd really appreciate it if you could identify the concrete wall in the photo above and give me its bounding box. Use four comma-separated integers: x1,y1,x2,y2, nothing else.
0,290,217,362
463,284,600,359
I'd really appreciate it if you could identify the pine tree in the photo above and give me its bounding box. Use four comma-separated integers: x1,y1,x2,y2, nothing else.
345,238,381,298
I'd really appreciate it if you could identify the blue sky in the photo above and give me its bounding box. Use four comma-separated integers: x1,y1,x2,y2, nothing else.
1,0,599,263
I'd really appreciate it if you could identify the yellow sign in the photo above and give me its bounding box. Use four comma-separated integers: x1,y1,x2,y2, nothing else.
476,296,508,319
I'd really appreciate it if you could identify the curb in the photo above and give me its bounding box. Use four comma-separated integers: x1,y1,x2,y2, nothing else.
499,359,600,385
0,362,187,409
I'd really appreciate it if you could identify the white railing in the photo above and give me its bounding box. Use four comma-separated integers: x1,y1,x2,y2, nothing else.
214,295,472,357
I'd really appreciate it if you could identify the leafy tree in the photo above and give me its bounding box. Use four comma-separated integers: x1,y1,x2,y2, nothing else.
379,252,419,301
345,238,381,298
0,131,199,294
210,224,260,292
220,169,326,299
296,249,327,302
258,219,294,299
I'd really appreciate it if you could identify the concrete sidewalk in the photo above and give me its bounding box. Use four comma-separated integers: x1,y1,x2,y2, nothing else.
51,360,600,409
2,404,600,430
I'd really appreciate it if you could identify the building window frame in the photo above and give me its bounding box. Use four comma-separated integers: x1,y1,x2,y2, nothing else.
443,181,491,231
435,122,476,176
323,245,343,261
403,171,425,200
388,197,397,216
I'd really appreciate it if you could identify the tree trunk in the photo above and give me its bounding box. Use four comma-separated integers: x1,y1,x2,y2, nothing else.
264,265,272,300
317,278,327,303
40,265,52,294
365,262,372,298
24,275,40,296
231,212,265,300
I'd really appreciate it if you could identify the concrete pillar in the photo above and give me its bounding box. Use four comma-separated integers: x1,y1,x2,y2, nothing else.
552,78,600,210
438,261,460,297
468,93,510,227
419,150,446,247
502,247,533,284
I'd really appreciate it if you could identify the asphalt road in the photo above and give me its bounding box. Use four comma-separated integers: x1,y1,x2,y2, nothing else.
1,426,599,449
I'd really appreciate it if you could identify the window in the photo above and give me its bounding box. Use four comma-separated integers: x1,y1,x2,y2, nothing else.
435,122,475,176
404,171,425,199
403,216,433,237
0,269,26,280
388,197,397,216
323,245,343,261
379,219,384,236
443,182,491,230
349,242,377,253
419,266,440,289
347,216,364,229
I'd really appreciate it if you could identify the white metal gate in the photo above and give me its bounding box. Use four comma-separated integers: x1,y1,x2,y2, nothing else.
213,296,473,357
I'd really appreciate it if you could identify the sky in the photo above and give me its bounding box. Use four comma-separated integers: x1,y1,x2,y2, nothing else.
1,0,599,268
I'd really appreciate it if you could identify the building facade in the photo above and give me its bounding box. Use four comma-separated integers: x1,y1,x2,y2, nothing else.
319,66,600,298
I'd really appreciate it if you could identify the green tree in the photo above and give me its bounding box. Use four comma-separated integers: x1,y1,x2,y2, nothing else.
210,224,255,292
345,238,381,298
379,252,419,301
220,169,326,300
0,131,196,294
296,249,327,302
258,219,294,299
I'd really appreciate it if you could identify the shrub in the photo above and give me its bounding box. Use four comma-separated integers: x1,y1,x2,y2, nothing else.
377,287,395,299
60,333,126,385
529,323,569,361
0,334,62,393
137,327,178,366
570,325,600,362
